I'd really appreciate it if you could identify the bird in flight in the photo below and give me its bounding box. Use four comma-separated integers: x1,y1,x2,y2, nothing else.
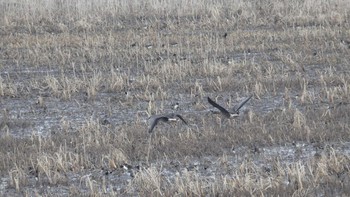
207,95,252,118
148,113,188,133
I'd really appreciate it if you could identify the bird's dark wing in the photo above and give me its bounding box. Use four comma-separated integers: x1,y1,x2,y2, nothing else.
175,114,188,125
207,97,231,118
148,116,168,133
233,95,252,112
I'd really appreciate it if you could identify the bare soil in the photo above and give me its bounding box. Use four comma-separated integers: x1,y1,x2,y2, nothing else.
1,0,350,196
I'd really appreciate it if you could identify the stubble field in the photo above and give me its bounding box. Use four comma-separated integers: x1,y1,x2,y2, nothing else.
1,0,350,196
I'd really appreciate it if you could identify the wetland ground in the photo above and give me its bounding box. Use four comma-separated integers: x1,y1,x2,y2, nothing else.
1,0,350,196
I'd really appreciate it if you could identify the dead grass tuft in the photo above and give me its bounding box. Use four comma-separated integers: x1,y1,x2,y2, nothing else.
1,0,350,195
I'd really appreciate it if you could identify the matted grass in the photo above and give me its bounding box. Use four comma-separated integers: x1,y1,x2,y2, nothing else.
1,0,350,196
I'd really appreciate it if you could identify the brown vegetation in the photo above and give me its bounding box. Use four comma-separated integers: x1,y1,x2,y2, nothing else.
1,0,350,196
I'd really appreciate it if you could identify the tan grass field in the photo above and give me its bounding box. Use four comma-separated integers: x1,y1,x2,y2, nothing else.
1,0,350,196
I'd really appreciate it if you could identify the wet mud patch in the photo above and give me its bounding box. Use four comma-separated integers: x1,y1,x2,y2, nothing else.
1,0,350,196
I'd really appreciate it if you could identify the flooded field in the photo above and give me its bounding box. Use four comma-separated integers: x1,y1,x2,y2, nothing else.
1,0,350,196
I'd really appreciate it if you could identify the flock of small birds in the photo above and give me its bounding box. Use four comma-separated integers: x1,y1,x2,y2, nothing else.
147,95,253,133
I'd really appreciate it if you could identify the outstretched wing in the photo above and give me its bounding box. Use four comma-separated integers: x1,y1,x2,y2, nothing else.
233,95,252,113
175,114,188,125
148,116,168,133
207,97,231,118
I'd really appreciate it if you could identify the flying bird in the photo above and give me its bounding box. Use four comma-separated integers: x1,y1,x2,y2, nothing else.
148,113,188,133
207,95,252,118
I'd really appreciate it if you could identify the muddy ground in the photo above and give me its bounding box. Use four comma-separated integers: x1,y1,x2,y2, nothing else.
1,0,350,196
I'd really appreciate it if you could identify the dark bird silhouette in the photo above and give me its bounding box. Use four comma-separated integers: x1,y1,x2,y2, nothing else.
207,95,252,118
148,113,188,133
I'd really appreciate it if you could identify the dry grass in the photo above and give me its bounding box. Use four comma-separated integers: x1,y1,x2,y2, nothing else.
1,0,350,196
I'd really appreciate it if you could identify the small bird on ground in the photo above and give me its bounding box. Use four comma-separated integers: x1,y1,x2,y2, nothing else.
172,102,179,111
148,113,188,133
207,95,252,118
